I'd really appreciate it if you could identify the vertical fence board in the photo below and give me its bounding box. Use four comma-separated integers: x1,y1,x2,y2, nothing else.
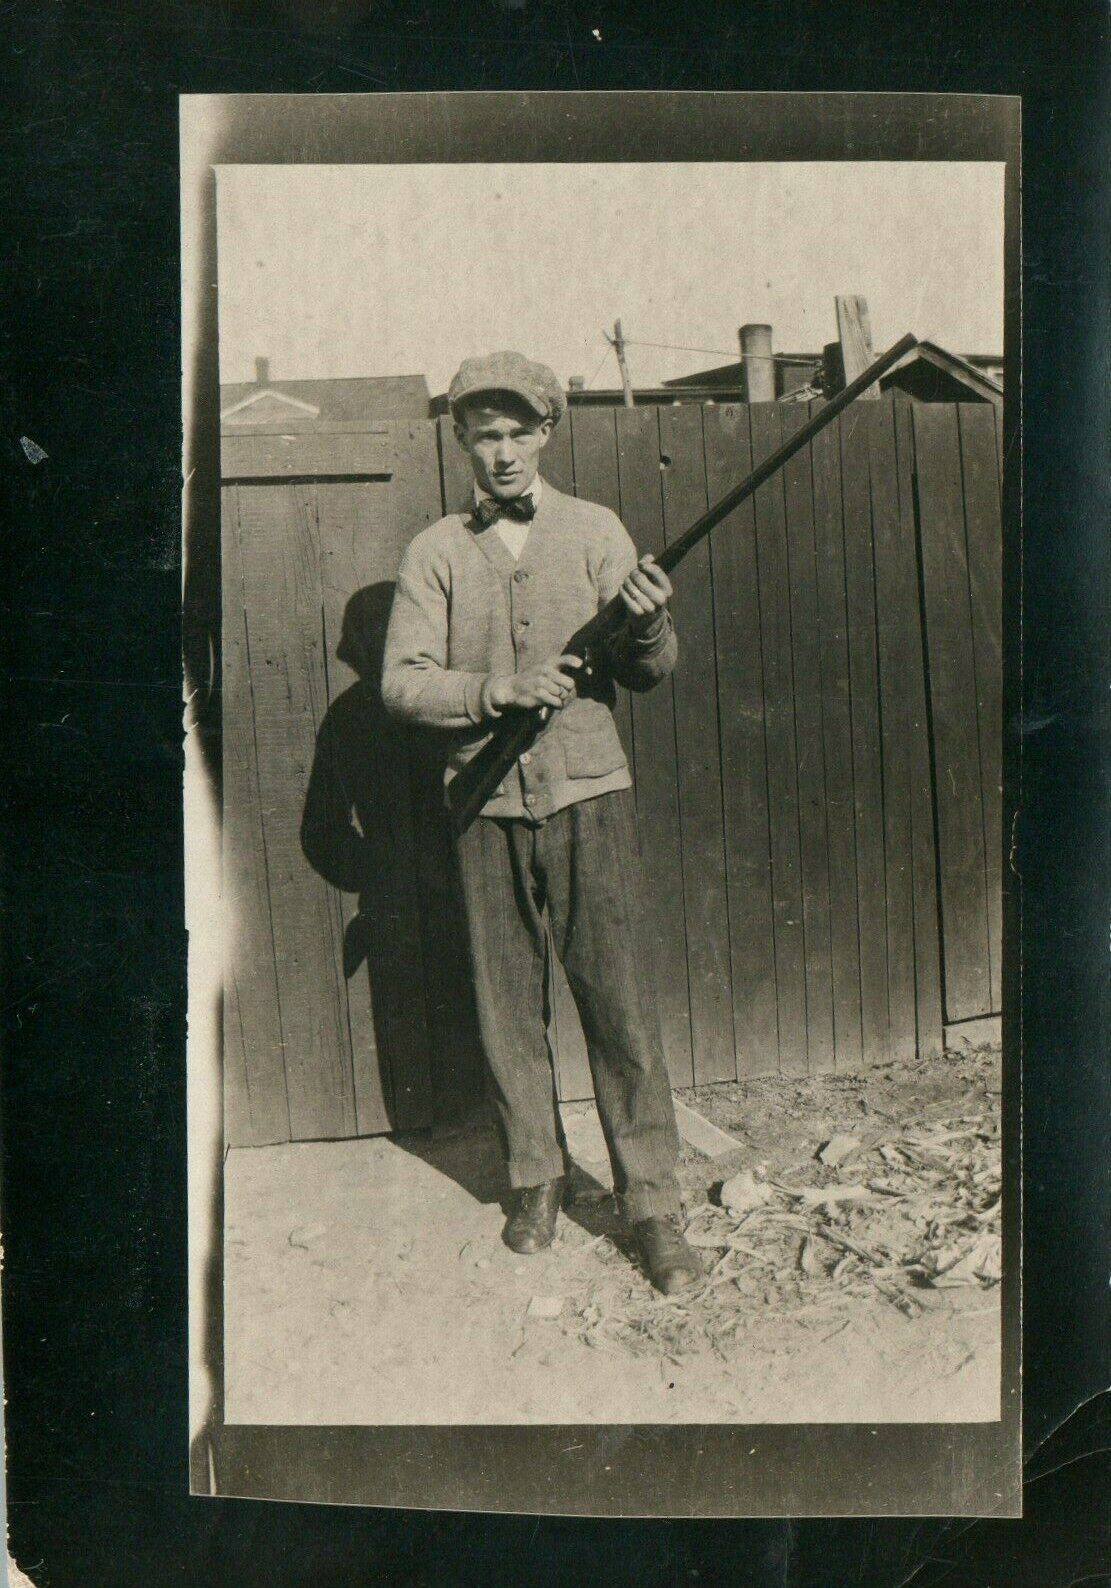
569,408,635,761
221,485,291,1146
224,397,1003,1143
312,424,442,1133
750,404,807,1075
959,403,1004,1014
237,481,357,1141
894,401,944,1059
659,403,735,1083
437,414,474,515
395,421,486,1125
868,400,918,1066
913,404,992,1021
703,404,778,1077
810,417,863,1071
840,408,892,1065
313,476,396,1135
615,408,694,1086
385,421,459,1125
782,405,835,1072
541,415,575,494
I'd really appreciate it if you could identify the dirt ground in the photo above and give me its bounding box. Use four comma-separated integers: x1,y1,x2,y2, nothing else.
224,1046,1002,1425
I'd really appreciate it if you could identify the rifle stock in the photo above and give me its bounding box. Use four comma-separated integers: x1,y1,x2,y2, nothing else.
447,331,917,835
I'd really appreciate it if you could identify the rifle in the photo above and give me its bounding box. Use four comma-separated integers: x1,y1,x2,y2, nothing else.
447,331,917,835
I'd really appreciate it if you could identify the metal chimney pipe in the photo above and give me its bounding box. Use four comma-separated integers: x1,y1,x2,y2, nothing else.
739,323,775,402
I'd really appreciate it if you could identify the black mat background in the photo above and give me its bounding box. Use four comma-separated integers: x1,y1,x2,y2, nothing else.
1,3,1107,1583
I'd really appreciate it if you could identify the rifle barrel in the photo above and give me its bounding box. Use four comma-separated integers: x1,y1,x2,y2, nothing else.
447,332,917,834
653,331,917,576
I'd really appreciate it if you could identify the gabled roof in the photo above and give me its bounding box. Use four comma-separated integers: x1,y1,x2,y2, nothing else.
220,387,321,422
663,354,821,391
658,341,1003,405
881,341,1003,404
220,374,432,424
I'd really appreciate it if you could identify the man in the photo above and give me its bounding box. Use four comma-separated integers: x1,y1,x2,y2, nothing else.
381,351,701,1294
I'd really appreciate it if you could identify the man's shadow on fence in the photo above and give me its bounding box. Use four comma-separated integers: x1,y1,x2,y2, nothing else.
298,584,622,1247
299,581,484,1135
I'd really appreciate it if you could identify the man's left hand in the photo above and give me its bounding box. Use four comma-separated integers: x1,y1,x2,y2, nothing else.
620,554,672,634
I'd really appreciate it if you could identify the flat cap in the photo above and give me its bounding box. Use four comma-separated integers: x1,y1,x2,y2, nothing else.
448,351,565,426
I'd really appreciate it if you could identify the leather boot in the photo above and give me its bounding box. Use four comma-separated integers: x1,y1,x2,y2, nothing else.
504,1177,566,1254
633,1215,704,1294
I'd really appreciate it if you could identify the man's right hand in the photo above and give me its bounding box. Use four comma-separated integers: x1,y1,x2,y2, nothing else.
485,653,584,713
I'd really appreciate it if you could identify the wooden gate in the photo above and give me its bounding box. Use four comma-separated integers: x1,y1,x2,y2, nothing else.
221,396,1002,1147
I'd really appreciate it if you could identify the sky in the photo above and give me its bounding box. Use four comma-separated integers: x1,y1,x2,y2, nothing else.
215,162,1005,393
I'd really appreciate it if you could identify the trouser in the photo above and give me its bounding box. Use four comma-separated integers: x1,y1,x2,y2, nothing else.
453,787,682,1223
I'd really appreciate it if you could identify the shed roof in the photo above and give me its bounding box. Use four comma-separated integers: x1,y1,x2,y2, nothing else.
663,354,821,391
880,342,1003,404
220,374,431,423
659,342,1003,405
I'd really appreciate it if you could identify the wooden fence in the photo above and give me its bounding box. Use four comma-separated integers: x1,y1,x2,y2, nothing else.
221,395,1002,1148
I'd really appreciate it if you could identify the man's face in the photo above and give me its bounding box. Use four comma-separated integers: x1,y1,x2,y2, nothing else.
454,399,553,500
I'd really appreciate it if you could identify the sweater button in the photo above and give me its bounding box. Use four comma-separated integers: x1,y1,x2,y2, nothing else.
513,570,529,583
519,751,532,765
514,619,529,633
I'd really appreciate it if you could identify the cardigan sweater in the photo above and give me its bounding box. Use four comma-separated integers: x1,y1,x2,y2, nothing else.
380,478,678,821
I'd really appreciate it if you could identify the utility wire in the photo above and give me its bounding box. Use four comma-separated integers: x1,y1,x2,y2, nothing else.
584,341,617,390
621,337,741,358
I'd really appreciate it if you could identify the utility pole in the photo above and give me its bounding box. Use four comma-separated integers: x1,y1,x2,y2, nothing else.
610,319,635,408
835,295,880,397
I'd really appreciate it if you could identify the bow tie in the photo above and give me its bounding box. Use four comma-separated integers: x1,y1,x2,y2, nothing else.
473,492,537,528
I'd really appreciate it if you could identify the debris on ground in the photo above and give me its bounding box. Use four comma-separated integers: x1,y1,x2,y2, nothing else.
671,1097,746,1158
719,1169,774,1216
553,1070,1002,1360
226,1047,1002,1424
526,1294,565,1320
816,1133,862,1168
